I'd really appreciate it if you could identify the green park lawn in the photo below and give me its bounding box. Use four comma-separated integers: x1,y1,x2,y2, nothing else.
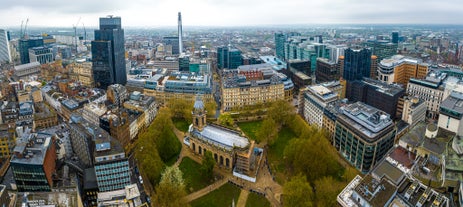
190,183,242,207
237,121,262,141
245,192,271,207
173,118,191,132
179,157,214,193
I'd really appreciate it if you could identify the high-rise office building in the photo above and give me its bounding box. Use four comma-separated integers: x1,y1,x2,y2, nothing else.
275,33,286,60
0,29,11,63
364,40,397,61
392,31,399,44
217,46,229,69
19,36,44,64
178,12,183,54
343,48,372,81
92,16,126,90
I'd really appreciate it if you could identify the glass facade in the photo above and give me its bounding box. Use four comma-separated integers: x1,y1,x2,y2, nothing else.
92,16,126,89
343,48,372,81
95,159,131,192
275,33,286,60
11,163,50,192
19,37,44,64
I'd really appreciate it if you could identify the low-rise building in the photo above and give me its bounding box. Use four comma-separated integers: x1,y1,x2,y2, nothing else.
401,96,426,128
97,184,141,206
33,102,58,130
82,102,108,127
68,60,95,87
0,101,18,124
0,124,15,158
13,62,41,80
438,92,463,136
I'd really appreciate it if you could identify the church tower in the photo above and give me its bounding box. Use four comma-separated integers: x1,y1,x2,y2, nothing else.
192,96,207,131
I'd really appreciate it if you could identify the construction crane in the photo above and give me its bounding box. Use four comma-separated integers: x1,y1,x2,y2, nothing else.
73,17,81,52
23,18,29,39
20,20,24,39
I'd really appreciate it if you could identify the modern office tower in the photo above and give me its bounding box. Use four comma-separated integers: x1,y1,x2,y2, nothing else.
377,55,428,86
228,48,242,69
10,131,57,192
92,16,126,89
334,102,395,173
217,46,242,69
327,45,347,64
19,36,44,64
28,46,53,64
178,12,183,54
0,29,11,63
217,46,229,69
93,131,130,192
343,48,372,81
163,36,179,55
364,40,397,61
347,78,405,119
303,84,338,127
316,58,339,82
275,33,286,60
392,31,399,44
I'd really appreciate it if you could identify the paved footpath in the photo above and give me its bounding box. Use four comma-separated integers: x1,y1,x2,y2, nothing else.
184,178,228,202
236,189,249,207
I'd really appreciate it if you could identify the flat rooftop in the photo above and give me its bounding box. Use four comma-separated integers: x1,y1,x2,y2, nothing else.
339,102,393,139
191,124,250,151
11,132,53,165
440,91,463,119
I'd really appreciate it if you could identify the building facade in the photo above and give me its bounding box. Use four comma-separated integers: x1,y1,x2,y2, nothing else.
407,72,447,119
92,16,126,89
377,55,428,86
11,132,56,192
334,102,396,173
69,61,95,87
28,46,53,64
0,29,11,63
401,96,426,127
303,85,338,128
315,58,339,83
343,48,372,81
19,37,44,64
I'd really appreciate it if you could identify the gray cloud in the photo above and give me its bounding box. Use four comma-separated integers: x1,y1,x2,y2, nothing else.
0,0,462,27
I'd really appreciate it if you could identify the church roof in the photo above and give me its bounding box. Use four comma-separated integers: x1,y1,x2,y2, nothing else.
191,124,249,151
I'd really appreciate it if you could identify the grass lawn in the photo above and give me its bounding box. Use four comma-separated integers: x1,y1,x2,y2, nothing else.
190,183,241,207
179,157,214,193
237,121,263,141
268,127,297,184
245,192,270,207
172,118,190,132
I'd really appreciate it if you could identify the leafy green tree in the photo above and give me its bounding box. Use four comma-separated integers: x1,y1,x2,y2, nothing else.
267,100,295,127
256,118,278,144
201,151,215,178
283,175,313,207
314,176,340,207
205,101,217,117
135,136,164,185
155,166,189,207
218,112,234,127
151,108,181,163
168,98,192,120
283,137,341,183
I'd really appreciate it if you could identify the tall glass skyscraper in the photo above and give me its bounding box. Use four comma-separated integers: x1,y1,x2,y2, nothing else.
0,29,11,63
343,48,372,81
92,16,126,89
275,33,286,60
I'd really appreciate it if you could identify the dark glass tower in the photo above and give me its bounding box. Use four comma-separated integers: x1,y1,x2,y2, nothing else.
217,46,229,69
19,37,43,64
343,48,372,81
92,16,126,89
392,31,399,44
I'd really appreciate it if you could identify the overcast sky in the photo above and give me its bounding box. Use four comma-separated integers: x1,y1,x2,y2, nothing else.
0,0,462,28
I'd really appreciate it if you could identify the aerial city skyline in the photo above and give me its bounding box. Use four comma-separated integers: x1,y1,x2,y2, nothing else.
0,2,462,207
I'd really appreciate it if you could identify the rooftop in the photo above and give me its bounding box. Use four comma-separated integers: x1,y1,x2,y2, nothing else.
307,85,338,102
11,131,53,165
362,78,404,96
15,191,81,207
14,62,41,71
379,55,425,67
354,175,397,207
191,124,250,151
339,102,393,139
439,91,463,119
